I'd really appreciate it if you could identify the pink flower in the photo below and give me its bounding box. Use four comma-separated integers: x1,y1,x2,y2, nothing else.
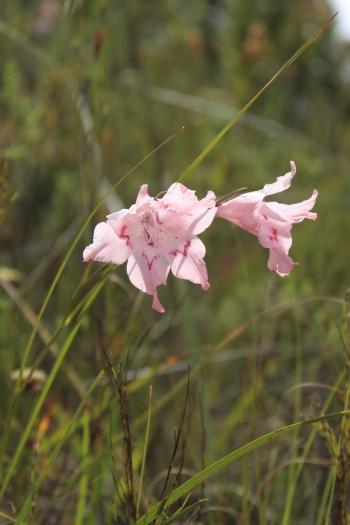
216,162,318,276
83,183,217,312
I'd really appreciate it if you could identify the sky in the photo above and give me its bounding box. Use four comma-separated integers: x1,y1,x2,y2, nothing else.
330,0,350,40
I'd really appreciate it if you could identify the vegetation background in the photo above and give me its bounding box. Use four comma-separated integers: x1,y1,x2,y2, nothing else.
0,0,350,523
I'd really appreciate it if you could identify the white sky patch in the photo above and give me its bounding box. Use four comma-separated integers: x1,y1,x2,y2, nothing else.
330,0,350,41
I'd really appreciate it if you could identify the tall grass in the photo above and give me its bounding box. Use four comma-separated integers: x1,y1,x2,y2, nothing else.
0,2,349,524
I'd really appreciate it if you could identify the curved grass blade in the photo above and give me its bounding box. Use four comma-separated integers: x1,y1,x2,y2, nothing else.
280,368,346,523
0,321,83,501
164,498,207,524
0,266,111,478
0,273,109,501
136,409,349,524
178,13,337,182
117,297,344,445
16,371,103,522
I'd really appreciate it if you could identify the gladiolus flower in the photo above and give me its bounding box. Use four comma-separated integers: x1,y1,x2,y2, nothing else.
83,183,216,312
216,162,318,276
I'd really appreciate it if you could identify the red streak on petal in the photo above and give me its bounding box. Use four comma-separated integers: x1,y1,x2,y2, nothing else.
269,228,278,241
170,240,191,257
142,253,159,271
119,224,131,247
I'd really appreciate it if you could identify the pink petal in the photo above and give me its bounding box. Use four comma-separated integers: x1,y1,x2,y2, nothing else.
136,184,153,207
126,252,170,313
108,212,142,251
216,162,297,233
162,182,198,210
83,222,130,265
257,219,292,253
267,248,295,276
191,192,217,235
151,294,166,313
263,190,318,224
106,208,129,224
256,208,296,276
216,161,317,279
84,181,217,312
162,184,217,235
263,161,296,196
171,238,210,290
216,193,262,235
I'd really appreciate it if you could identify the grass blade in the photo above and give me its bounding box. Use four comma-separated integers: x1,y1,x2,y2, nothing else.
178,12,337,182
136,409,350,524
16,371,103,522
0,274,108,501
316,464,337,525
0,510,15,522
74,408,90,525
136,385,153,516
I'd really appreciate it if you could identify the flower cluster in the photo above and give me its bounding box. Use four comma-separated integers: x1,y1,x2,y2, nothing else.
83,162,318,312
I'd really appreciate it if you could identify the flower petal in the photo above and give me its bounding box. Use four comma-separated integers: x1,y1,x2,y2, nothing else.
216,162,297,233
161,184,217,235
85,181,216,312
171,238,210,290
216,192,262,235
263,161,296,196
256,209,296,276
191,192,217,235
83,222,130,265
267,248,295,276
136,184,153,206
106,208,129,223
127,252,170,313
161,182,198,210
257,215,292,252
216,162,318,278
263,190,318,224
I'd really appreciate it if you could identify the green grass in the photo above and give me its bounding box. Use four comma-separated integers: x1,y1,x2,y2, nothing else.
0,1,350,523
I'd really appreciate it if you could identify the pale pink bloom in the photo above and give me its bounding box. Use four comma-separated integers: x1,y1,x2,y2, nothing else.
216,162,318,276
83,183,216,312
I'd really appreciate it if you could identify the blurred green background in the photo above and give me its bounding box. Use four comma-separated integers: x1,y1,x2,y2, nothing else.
0,0,350,523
